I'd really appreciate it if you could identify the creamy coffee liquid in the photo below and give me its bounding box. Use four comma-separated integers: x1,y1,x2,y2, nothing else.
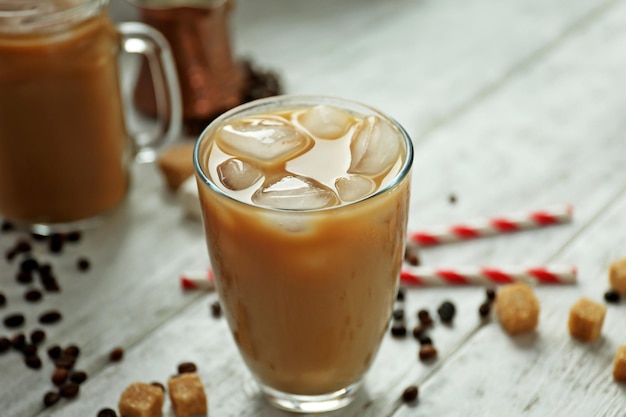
196,102,411,395
0,9,129,224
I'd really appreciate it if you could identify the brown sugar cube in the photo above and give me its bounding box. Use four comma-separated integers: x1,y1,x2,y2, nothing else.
168,373,208,417
613,344,626,382
568,298,606,342
157,143,196,191
609,257,626,296
118,382,164,417
495,283,540,335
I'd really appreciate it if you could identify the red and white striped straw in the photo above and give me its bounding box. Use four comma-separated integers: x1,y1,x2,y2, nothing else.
409,204,573,247
180,265,576,291
400,265,577,286
180,269,215,291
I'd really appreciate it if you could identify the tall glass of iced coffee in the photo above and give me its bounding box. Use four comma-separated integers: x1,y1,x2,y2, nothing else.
194,95,413,413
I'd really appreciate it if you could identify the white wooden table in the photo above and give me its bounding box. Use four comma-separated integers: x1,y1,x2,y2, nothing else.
3,0,626,415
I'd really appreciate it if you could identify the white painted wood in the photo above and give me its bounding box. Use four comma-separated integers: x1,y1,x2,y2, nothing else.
392,191,626,417
2,0,626,416
231,0,620,143
388,0,626,414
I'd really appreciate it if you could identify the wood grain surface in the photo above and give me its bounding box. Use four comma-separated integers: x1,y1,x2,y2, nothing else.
2,0,626,416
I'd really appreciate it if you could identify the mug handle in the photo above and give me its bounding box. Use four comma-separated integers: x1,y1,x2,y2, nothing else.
117,22,182,164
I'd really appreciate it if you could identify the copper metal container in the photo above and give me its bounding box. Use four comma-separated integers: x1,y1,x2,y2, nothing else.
131,0,245,129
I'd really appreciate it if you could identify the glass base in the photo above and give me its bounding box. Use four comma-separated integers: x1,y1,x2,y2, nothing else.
0,204,125,235
261,381,361,414
7,216,104,235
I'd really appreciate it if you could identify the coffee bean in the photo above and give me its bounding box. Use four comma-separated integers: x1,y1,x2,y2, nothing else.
49,234,65,254
0,337,11,353
16,271,34,285
419,344,438,361
109,347,124,362
41,275,60,292
70,370,87,384
21,343,37,356
437,301,456,323
66,231,82,243
55,354,76,370
418,335,432,346
1,220,14,232
479,302,491,318
402,385,419,402
264,71,281,92
76,258,90,272
25,355,42,369
24,289,43,303
15,239,32,253
38,263,52,276
486,288,496,302
52,368,69,386
396,288,405,301
412,325,425,340
39,310,62,324
247,86,274,101
20,258,39,273
64,345,80,358
4,313,25,328
48,345,62,359
404,244,420,266
391,324,407,338
43,391,60,407
4,248,17,262
59,382,79,398
178,362,197,374
30,329,46,345
417,309,433,327
150,382,166,392
97,408,118,417
604,290,621,303
392,309,405,320
12,333,26,350
210,301,222,318
0,293,5,307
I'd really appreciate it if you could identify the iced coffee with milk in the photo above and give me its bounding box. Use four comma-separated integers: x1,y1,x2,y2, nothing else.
0,0,181,229
194,96,413,413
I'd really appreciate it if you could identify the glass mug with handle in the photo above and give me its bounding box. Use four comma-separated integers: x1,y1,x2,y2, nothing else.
0,0,181,232
194,95,413,413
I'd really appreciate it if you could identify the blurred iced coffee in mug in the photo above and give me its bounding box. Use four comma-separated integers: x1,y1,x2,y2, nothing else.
0,0,181,231
194,95,413,413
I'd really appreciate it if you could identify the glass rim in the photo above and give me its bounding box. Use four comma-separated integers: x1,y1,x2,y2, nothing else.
0,0,106,34
193,94,414,213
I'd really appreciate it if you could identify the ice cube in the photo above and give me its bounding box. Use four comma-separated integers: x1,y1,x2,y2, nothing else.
335,175,376,202
252,175,338,210
216,158,263,191
349,115,402,176
298,105,352,139
217,118,312,165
